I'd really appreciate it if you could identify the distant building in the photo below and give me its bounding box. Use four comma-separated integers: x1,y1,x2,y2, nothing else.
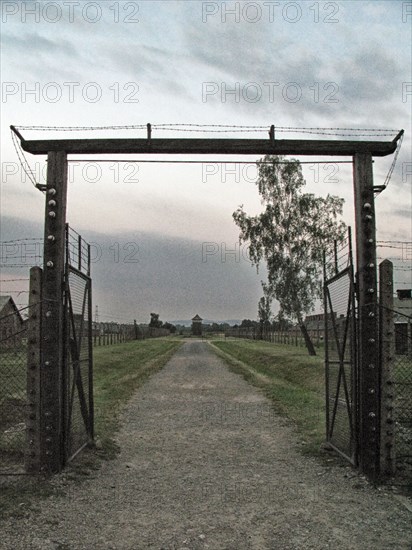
0,295,25,349
303,313,326,342
394,289,412,355
191,314,203,336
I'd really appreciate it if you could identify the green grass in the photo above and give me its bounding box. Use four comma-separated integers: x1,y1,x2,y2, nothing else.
0,337,182,518
210,339,326,455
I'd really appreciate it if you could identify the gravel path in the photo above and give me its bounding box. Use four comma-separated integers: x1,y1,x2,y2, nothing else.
1,340,410,549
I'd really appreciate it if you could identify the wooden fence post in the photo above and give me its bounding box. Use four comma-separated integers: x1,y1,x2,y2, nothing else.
353,152,380,480
26,266,42,473
379,260,396,477
41,150,68,473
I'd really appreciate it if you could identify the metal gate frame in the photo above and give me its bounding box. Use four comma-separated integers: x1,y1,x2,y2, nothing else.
324,229,359,465
62,225,94,465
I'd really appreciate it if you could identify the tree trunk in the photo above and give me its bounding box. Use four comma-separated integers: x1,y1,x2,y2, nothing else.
299,322,317,356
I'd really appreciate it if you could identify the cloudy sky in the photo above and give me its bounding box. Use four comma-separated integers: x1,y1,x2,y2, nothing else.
0,0,411,323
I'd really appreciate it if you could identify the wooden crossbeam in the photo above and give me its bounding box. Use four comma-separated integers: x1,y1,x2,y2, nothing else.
20,137,398,156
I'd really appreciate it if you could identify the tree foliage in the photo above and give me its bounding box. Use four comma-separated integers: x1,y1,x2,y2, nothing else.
233,155,346,355
149,312,163,328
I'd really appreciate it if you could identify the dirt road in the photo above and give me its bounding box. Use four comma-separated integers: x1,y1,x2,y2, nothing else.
1,341,410,549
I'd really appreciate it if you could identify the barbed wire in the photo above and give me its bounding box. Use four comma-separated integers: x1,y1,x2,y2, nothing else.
10,129,39,188
14,124,401,138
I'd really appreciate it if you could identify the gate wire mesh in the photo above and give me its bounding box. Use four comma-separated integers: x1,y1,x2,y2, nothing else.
323,229,357,464
377,241,412,490
0,301,31,476
64,226,93,462
391,311,412,489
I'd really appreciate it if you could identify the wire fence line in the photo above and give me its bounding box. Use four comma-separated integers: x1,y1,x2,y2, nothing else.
0,301,32,477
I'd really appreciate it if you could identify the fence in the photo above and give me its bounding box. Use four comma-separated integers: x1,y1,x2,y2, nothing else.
92,324,170,346
0,301,32,476
390,310,412,488
378,257,412,491
225,326,322,348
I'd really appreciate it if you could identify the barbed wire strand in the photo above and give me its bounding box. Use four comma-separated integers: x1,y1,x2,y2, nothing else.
15,124,400,138
10,129,39,188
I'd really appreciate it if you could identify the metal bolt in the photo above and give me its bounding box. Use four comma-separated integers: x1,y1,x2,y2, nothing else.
48,188,56,195
368,388,375,394
45,361,51,367
363,203,372,210
368,364,375,369
365,214,373,221
46,261,54,268
367,239,374,244
47,235,55,242
368,263,375,268
45,310,52,317
48,200,56,207
368,412,376,418
368,312,375,318
368,338,375,343
368,288,374,293
48,211,56,218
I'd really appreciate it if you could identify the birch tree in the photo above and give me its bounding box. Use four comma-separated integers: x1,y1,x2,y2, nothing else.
233,155,346,355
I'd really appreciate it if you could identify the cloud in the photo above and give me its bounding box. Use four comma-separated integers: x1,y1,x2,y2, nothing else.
1,31,78,56
0,216,263,322
339,48,403,103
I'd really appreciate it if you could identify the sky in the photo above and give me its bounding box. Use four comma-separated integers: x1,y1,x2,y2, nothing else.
0,0,411,324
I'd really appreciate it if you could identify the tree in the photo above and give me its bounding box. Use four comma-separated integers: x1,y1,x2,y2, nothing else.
149,312,163,328
258,294,272,339
163,321,176,334
233,155,346,356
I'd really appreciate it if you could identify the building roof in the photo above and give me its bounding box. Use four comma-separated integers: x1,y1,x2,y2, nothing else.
192,314,203,321
0,295,24,322
0,295,11,312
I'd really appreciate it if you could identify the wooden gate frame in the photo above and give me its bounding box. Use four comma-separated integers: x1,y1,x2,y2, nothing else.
13,125,403,479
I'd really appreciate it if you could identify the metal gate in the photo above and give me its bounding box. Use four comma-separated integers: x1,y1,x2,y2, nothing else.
324,229,358,465
63,225,94,463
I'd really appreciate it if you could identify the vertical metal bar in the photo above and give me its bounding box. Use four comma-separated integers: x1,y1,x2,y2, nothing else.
41,151,68,473
323,251,330,442
87,243,91,278
87,244,94,441
334,240,338,275
26,266,43,473
78,235,82,272
348,227,359,465
379,259,395,477
61,224,69,466
353,153,380,480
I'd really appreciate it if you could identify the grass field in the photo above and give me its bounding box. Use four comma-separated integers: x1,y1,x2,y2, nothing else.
211,338,326,455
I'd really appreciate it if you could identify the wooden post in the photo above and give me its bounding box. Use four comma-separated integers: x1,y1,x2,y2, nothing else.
26,266,42,473
353,153,380,480
379,260,395,477
41,151,68,473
